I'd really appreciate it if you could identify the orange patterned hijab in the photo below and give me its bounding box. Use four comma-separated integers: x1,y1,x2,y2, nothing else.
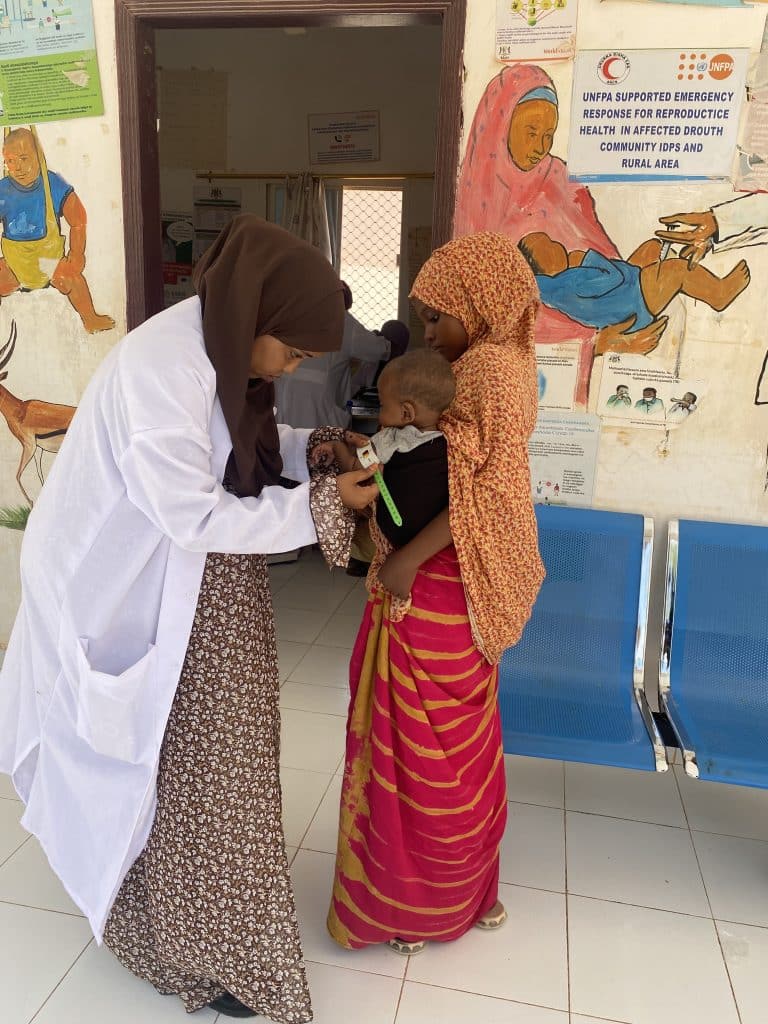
410,232,545,663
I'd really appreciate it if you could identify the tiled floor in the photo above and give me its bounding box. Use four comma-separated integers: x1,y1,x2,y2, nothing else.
2,548,768,1022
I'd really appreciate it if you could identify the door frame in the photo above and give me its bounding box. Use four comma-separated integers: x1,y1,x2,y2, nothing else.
115,0,467,329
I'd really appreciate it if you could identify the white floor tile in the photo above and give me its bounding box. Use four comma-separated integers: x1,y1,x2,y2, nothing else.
717,920,768,1024
565,762,686,827
1,902,91,1024
0,772,20,801
676,768,768,842
694,832,768,927
0,799,27,864
32,940,217,1024
314,614,363,649
268,559,302,593
280,767,332,847
303,775,343,855
407,884,567,1010
290,849,406,979
275,607,334,645
499,803,565,893
336,584,370,617
572,1018,631,1024
290,643,353,689
286,845,298,865
566,812,709,916
306,961,402,1024
273,581,346,614
277,641,311,682
569,896,740,1024
396,982,567,1023
504,756,564,809
281,709,345,774
281,681,349,717
0,837,83,915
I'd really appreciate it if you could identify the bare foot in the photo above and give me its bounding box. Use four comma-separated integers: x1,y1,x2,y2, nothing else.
712,260,750,310
82,313,116,334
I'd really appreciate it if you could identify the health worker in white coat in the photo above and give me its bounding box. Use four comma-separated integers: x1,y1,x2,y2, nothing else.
0,217,379,1021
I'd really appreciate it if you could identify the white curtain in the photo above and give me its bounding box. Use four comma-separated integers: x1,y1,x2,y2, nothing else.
281,173,333,263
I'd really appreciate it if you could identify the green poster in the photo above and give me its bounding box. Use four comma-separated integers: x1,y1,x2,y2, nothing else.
0,1,103,124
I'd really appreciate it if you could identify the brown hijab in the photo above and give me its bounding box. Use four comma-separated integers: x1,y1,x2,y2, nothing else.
193,215,345,497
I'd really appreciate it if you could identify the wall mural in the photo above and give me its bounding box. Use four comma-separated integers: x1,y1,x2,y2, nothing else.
0,126,114,334
0,320,75,515
454,64,756,408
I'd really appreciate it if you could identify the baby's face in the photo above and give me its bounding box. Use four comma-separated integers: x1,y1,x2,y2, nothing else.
377,373,409,428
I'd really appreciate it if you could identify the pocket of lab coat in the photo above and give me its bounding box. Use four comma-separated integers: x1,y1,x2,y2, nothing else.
75,637,157,764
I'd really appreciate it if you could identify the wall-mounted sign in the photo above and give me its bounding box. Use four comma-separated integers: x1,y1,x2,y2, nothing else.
0,0,103,124
495,0,578,63
568,48,749,181
308,110,380,165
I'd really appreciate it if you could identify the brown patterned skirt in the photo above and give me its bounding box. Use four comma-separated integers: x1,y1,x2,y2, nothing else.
103,553,312,1022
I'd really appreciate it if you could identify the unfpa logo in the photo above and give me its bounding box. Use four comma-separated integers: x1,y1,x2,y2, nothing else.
709,54,734,80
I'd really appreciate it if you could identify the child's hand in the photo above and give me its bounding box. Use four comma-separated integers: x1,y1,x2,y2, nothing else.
310,440,361,473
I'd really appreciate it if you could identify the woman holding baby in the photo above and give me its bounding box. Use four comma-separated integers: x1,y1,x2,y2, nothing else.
327,232,545,955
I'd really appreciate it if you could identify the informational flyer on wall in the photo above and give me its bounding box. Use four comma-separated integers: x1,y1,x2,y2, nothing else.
0,0,103,124
568,49,748,181
734,56,768,192
529,412,600,507
308,111,380,164
536,342,580,410
192,185,241,262
161,213,195,309
495,0,577,62
597,356,706,429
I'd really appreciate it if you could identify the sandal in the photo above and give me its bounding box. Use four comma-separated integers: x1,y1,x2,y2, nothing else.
387,937,426,955
475,901,508,930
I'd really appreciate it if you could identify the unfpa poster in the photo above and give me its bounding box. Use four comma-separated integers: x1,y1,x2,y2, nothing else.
569,49,748,181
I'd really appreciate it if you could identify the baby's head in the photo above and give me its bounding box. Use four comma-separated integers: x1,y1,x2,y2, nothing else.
518,232,568,276
377,348,455,431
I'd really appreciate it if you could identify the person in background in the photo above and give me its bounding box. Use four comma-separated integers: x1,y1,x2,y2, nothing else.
0,217,378,1021
326,232,545,955
275,281,409,428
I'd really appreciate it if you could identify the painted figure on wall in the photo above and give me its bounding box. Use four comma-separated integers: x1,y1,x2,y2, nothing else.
0,320,75,506
0,127,114,334
454,64,665,405
519,232,750,331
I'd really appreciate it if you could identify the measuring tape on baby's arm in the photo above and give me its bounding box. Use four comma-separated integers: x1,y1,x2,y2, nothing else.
356,443,403,528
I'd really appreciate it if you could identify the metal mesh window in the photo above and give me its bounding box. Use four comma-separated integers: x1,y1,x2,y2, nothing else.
339,188,403,330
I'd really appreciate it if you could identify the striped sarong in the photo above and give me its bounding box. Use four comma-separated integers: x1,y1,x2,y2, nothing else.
327,546,507,948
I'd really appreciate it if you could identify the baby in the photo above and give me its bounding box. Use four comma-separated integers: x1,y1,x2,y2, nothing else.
329,348,456,549
518,231,750,331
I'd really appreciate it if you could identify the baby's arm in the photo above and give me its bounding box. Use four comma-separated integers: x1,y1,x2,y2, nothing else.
310,439,361,473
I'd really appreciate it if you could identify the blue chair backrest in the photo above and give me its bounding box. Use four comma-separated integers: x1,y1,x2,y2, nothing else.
498,505,654,768
671,519,768,740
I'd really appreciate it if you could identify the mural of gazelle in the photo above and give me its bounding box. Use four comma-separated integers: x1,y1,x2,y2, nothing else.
0,321,76,506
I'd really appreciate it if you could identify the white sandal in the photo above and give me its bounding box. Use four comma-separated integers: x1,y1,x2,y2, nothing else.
475,902,508,930
387,937,426,955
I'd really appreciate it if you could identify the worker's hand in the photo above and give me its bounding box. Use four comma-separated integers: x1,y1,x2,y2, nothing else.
343,430,370,449
310,440,360,472
594,315,667,357
378,548,418,600
337,467,380,510
655,211,718,267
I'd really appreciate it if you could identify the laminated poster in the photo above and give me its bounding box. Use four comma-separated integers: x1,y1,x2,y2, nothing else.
569,48,748,181
495,0,577,63
536,342,580,411
529,412,600,507
162,213,195,310
0,0,103,124
734,55,768,192
597,356,706,430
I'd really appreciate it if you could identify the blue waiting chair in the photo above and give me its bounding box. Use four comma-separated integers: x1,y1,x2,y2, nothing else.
498,505,667,772
659,519,768,787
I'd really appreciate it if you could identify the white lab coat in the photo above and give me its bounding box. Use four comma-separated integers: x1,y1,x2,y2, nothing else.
0,297,319,940
275,311,388,428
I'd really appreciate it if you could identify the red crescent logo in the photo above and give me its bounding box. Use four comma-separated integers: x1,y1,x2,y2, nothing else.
601,56,620,81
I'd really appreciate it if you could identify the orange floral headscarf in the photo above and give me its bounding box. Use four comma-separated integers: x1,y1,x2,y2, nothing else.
410,232,545,663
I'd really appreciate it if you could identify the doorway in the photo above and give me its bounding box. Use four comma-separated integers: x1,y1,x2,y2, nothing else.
115,0,467,331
